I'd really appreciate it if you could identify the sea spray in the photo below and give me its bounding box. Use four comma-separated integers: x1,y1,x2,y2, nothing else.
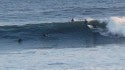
107,17,125,36
86,17,125,37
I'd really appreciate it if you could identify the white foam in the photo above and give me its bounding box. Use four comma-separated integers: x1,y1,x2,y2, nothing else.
107,16,125,36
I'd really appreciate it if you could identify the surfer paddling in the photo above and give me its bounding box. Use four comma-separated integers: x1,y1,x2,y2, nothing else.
18,38,22,44
43,34,48,37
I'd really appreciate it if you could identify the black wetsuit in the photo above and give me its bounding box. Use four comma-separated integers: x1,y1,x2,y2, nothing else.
84,19,88,25
18,39,22,43
71,18,74,22
43,34,47,37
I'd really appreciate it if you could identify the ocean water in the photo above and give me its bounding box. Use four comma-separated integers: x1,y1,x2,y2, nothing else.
0,0,125,25
0,0,125,70
0,46,125,70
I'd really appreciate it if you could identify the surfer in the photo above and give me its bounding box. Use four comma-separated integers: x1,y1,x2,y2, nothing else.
18,38,22,44
71,18,74,22
43,34,48,37
84,19,88,25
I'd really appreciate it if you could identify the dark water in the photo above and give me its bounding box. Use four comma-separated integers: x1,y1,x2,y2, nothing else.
0,0,125,49
0,0,125,25
0,21,125,50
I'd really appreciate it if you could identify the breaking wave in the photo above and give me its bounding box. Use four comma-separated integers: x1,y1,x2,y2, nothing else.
0,20,125,50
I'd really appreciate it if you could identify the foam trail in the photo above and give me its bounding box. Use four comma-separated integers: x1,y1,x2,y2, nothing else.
107,16,125,36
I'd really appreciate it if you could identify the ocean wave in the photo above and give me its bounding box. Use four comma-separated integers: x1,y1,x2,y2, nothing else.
0,20,123,39
0,20,125,49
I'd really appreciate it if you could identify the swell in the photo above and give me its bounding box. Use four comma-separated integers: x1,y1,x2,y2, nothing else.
0,21,89,39
0,21,125,49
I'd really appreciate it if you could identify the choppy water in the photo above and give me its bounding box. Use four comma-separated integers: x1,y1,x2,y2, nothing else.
0,45,125,70
0,0,125,25
1,1,125,69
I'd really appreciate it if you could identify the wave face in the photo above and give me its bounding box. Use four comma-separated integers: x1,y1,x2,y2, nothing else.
0,21,125,50
0,0,125,25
